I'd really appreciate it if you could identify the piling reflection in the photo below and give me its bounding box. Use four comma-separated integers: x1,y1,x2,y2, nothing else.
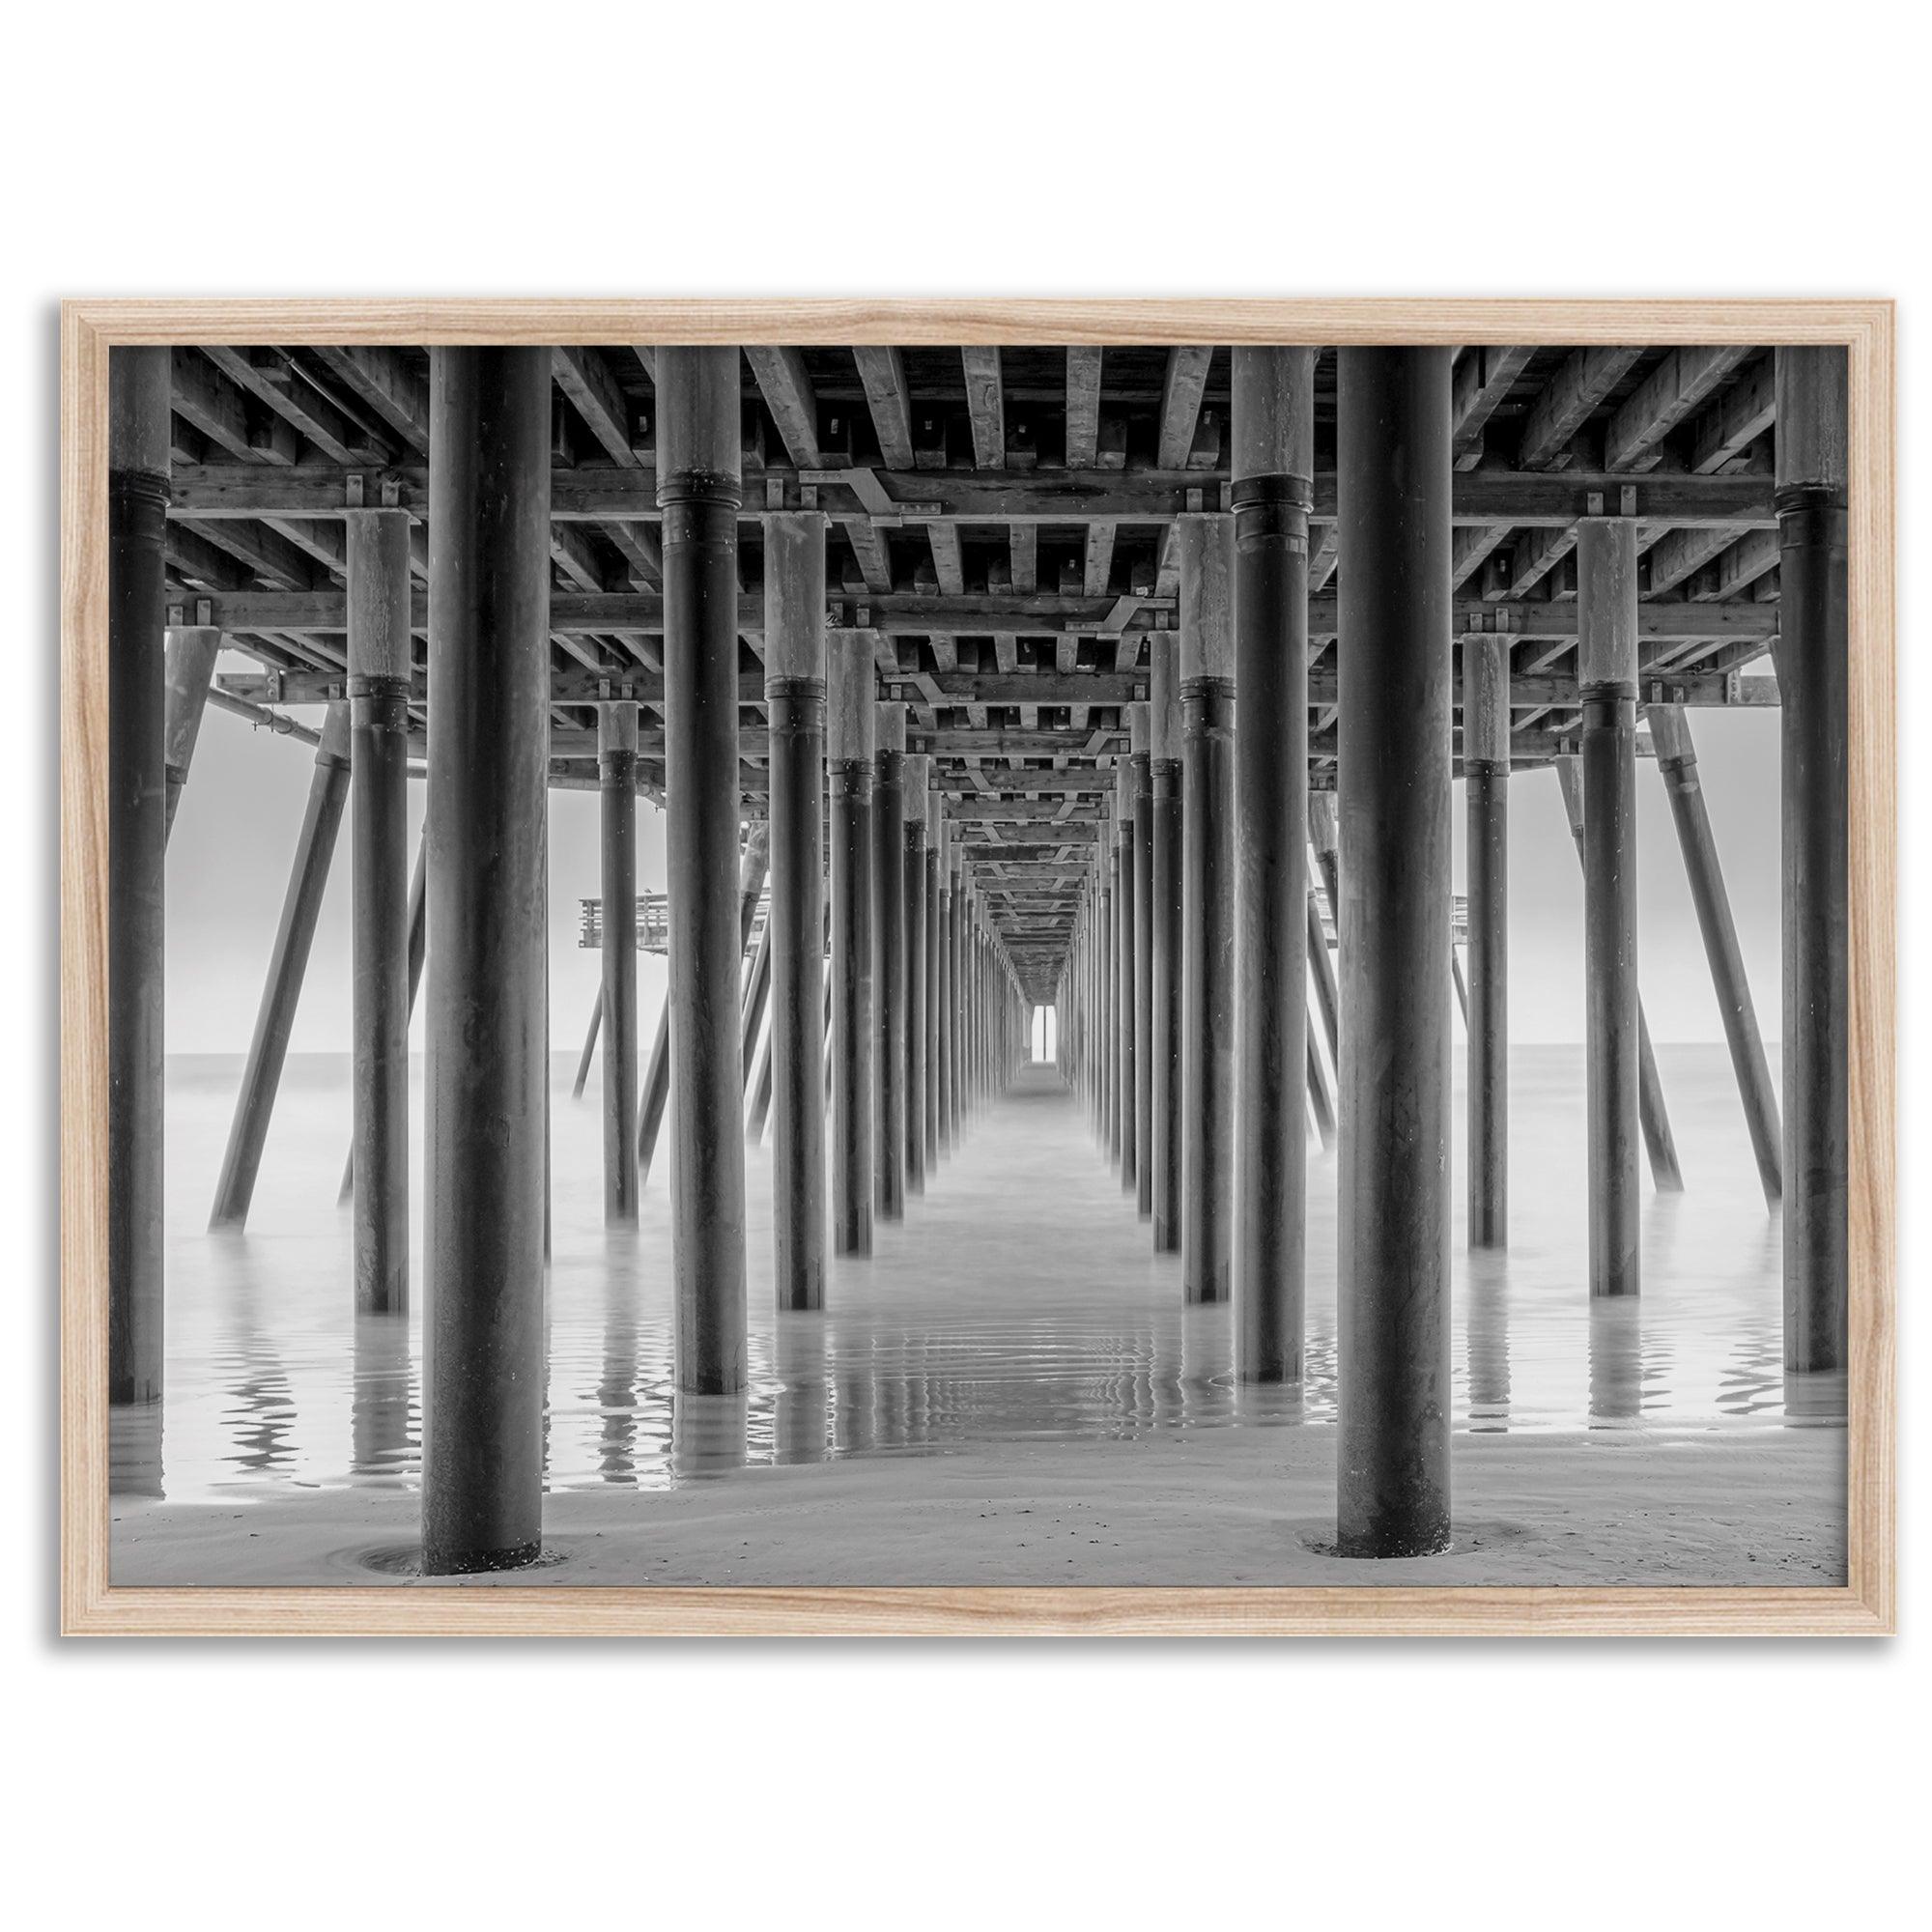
1587,1297,1643,1427
134,1046,1825,1512
774,1319,830,1463
595,1236,643,1484
1783,1368,1848,1426
1178,1306,1233,1428
670,1390,748,1478
213,1239,298,1477
351,1315,414,1481
1234,1376,1305,1428
1464,1249,1512,1432
110,1403,165,1499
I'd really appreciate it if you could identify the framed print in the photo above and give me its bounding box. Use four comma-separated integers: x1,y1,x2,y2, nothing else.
60,298,1894,1634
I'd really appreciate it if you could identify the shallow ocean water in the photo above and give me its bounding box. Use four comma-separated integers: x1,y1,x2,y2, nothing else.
118,1040,1817,1506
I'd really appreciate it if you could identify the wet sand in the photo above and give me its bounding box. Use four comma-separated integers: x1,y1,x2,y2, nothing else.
113,1420,1844,1588
114,1052,1846,1589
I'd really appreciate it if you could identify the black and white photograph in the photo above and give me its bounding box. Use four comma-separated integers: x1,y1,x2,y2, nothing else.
79,325,1870,1603
14,10,1926,1927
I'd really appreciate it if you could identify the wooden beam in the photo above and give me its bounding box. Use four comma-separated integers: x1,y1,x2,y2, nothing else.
178,516,315,591
553,348,639,468
840,520,895,595
1690,527,1780,602
171,349,297,465
190,587,1777,649
1647,524,1740,594
550,524,609,592
1516,347,1644,469
926,525,965,597
1507,524,1578,598
1065,346,1102,469
1083,521,1117,598
1451,346,1534,469
165,462,1778,529
745,347,822,468
1690,355,1776,471
199,347,384,466
311,346,429,449
1155,347,1213,469
961,348,1005,469
1452,524,1511,589
852,348,915,469
1605,346,1750,472
1009,525,1037,594
602,521,664,590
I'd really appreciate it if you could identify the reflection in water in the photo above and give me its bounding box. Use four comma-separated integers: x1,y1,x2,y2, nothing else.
110,1403,165,1500
352,1316,414,1481
1783,1369,1849,1426
671,1391,748,1478
1588,1298,1643,1427
212,1234,298,1477
126,1045,1820,1506
774,1319,829,1463
595,1236,643,1485
1179,1306,1234,1428
1465,1251,1511,1432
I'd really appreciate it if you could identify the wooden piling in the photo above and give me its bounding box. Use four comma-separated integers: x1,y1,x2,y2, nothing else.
1335,346,1454,1559
1553,758,1684,1192
1105,808,1121,1151
829,630,876,1255
1463,628,1511,1249
1232,346,1314,1379
1149,632,1184,1254
924,771,943,1170
1178,513,1236,1305
903,753,930,1197
1116,754,1139,1193
659,347,749,1393
873,702,908,1219
339,831,427,1204
597,702,640,1222
1130,706,1154,1220
1776,346,1849,1378
208,701,351,1232
635,826,768,1182
1649,704,1782,1208
572,988,602,1100
739,911,773,1079
946,838,965,1145
348,507,413,1309
935,812,953,1156
1577,517,1642,1299
764,511,829,1310
161,625,220,843
108,347,169,1406
420,346,552,1575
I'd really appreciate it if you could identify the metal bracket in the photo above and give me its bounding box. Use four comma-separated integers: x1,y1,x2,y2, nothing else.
798,465,942,525
346,473,365,508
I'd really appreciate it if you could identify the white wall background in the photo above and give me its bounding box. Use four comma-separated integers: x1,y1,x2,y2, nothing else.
7,5,1920,1926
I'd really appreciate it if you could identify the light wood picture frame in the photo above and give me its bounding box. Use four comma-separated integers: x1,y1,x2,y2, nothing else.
60,298,1895,1636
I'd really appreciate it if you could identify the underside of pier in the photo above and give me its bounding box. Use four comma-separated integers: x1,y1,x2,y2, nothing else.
107,335,1846,1579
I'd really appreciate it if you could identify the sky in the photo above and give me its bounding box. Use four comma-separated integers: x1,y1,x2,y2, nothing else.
162,658,1783,1057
